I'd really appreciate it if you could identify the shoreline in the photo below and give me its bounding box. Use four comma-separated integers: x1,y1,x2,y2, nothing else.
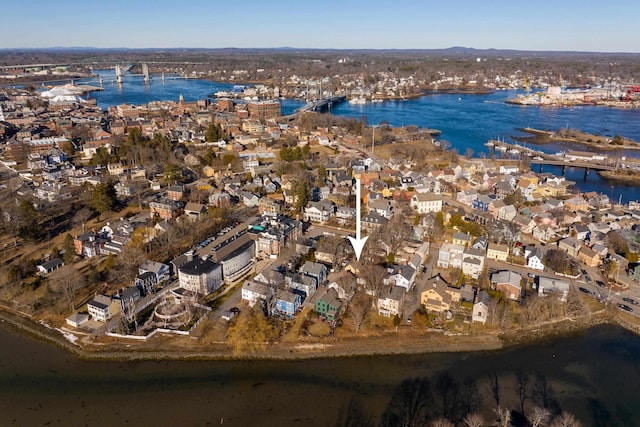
516,127,640,151
0,304,636,363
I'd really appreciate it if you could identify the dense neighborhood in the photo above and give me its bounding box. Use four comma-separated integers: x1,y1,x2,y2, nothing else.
1,82,640,352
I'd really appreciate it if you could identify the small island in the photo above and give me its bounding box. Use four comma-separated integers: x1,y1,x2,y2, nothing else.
514,127,640,151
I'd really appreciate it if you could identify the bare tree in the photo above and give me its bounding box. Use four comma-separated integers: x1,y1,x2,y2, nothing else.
110,245,146,284
550,412,581,427
533,372,557,412
494,407,511,427
516,370,530,416
332,396,374,427
462,413,485,427
359,263,387,309
435,372,460,421
380,376,431,427
460,376,481,416
430,419,454,427
73,206,93,234
488,372,501,408
349,292,371,334
48,266,86,312
529,407,552,427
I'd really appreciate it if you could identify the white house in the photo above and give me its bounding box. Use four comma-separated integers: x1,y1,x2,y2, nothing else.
472,290,490,324
377,286,405,317
242,280,269,307
410,193,443,214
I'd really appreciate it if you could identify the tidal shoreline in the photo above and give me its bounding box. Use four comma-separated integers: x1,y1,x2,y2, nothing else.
1,303,636,363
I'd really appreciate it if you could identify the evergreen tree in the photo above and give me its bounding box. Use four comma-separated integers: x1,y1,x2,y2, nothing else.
62,234,76,264
90,180,117,218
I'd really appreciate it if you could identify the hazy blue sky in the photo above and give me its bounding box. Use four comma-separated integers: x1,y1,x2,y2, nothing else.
2,0,638,52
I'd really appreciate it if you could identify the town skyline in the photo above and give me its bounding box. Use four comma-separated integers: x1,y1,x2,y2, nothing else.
3,0,640,52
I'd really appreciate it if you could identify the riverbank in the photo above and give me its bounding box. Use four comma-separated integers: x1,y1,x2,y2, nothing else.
515,127,640,151
2,301,639,363
598,170,640,184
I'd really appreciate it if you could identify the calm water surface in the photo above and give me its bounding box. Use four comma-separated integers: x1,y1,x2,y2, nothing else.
1,324,639,426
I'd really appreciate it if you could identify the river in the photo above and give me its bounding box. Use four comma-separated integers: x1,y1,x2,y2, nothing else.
1,323,639,426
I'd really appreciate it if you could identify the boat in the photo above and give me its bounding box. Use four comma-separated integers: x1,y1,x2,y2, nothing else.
349,97,367,105
508,148,520,154
484,141,495,147
495,145,507,152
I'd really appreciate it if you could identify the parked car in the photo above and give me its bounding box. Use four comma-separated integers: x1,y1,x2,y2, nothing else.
618,303,634,313
623,297,639,306
579,287,592,295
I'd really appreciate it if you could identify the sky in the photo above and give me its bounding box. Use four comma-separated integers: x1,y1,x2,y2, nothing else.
2,0,639,52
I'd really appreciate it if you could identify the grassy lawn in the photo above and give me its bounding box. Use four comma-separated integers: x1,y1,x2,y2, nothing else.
281,307,310,342
307,321,331,337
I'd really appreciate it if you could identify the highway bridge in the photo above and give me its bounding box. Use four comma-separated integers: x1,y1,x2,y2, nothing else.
298,95,346,112
528,159,616,172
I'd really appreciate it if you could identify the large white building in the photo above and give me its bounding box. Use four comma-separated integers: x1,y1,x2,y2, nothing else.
410,193,443,214
178,256,223,296
220,241,255,283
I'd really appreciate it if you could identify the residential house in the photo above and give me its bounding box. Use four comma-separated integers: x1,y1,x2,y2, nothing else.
134,271,157,295
304,200,335,223
74,231,107,258
384,265,417,292
491,270,523,300
486,243,509,262
472,236,488,251
457,189,479,206
301,261,328,287
498,205,517,221
537,276,570,300
150,198,184,220
139,260,171,284
378,285,405,317
452,232,472,247
241,191,260,208
118,286,141,314
184,202,207,221
369,199,394,219
242,280,270,307
462,247,485,279
285,273,318,302
437,243,465,269
420,276,452,313
558,237,581,257
526,247,545,271
315,287,342,321
572,224,590,240
410,193,443,214
258,197,284,216
335,206,356,225
167,184,187,201
578,245,600,267
565,195,589,212
361,212,388,232
275,289,301,317
472,194,493,212
87,294,120,322
472,290,490,324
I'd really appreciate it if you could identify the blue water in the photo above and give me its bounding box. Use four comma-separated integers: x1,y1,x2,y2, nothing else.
81,70,305,116
81,71,640,202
